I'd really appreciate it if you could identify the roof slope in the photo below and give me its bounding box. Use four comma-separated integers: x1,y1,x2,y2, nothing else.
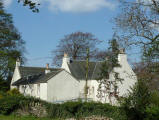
13,60,103,86
12,69,63,86
19,66,60,77
68,60,102,80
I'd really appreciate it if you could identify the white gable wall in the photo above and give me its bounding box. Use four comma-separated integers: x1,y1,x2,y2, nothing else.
10,66,21,89
47,70,80,103
114,53,137,96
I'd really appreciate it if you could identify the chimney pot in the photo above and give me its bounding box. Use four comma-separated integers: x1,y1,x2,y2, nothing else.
64,53,68,57
45,63,50,74
46,63,49,69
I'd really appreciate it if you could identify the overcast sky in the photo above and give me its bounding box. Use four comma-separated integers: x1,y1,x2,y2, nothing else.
1,0,139,67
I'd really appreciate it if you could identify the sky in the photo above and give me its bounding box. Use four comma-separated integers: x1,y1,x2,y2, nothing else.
2,0,139,67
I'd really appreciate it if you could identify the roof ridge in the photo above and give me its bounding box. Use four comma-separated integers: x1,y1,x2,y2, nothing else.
20,66,61,69
72,60,103,63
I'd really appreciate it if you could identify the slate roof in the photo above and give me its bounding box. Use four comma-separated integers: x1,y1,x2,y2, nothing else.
12,60,103,86
12,69,63,86
68,60,102,80
19,66,60,77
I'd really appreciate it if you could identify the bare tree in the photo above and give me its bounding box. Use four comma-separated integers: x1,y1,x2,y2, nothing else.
134,62,159,91
114,0,159,62
52,32,102,66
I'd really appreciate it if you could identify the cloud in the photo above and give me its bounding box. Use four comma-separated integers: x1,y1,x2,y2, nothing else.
1,0,117,13
46,0,116,13
2,0,12,7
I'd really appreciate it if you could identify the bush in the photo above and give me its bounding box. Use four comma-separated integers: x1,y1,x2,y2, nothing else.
46,101,126,120
145,106,159,120
0,91,7,99
120,79,151,120
7,88,21,96
0,95,22,115
0,94,43,115
120,79,159,120
0,93,126,119
150,91,159,106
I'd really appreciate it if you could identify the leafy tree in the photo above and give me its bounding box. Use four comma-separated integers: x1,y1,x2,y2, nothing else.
0,1,25,91
52,31,101,66
17,0,40,12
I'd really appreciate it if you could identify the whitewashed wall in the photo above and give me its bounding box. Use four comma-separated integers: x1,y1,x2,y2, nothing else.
115,53,137,96
40,83,47,101
10,66,21,89
47,70,80,103
19,84,39,98
78,53,137,104
19,84,34,96
93,53,137,104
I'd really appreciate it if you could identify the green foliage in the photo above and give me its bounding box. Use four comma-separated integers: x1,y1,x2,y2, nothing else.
0,95,22,115
98,38,120,80
108,38,120,68
0,1,25,91
0,94,126,119
120,79,159,120
150,91,159,106
0,91,6,99
46,101,126,120
0,115,56,120
7,88,21,96
0,94,42,115
145,106,159,120
0,78,9,92
17,0,40,13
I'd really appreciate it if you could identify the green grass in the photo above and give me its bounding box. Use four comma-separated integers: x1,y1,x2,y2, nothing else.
0,115,58,120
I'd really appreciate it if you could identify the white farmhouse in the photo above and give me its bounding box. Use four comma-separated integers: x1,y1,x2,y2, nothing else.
11,50,137,104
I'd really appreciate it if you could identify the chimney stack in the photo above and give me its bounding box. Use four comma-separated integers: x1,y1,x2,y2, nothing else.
16,58,21,67
45,63,51,74
61,52,71,73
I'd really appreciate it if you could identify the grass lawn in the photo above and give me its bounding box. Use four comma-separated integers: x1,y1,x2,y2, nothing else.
0,115,57,120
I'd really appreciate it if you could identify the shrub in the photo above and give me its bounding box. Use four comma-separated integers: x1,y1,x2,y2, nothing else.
150,91,159,106
0,94,43,115
0,91,6,99
120,79,151,120
0,93,126,119
145,105,159,120
7,88,21,96
46,101,126,120
0,95,22,115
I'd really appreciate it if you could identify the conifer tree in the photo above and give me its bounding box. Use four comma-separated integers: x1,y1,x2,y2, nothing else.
97,39,122,103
